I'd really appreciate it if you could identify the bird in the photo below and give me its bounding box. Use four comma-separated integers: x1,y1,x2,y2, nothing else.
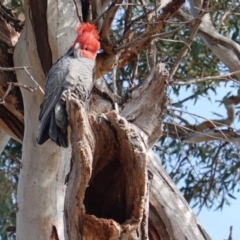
37,23,100,148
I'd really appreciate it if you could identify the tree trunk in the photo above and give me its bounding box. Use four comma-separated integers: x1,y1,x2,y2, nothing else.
10,0,213,239
14,1,76,239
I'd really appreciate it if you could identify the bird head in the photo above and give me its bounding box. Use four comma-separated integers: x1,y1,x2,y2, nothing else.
74,23,100,60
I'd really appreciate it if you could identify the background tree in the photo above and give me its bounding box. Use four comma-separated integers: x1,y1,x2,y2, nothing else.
0,0,240,239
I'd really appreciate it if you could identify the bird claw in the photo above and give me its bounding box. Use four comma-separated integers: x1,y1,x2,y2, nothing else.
61,90,79,101
71,92,78,99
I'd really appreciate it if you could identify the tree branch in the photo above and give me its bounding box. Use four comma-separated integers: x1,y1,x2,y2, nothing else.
176,5,240,80
95,0,185,79
106,111,148,239
121,63,169,148
169,1,209,79
172,70,240,85
0,66,44,94
64,94,95,239
65,97,149,239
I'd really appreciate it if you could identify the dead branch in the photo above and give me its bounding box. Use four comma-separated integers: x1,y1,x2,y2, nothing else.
100,0,123,39
182,129,240,145
227,226,233,240
0,82,39,104
123,0,133,35
172,95,240,144
65,98,149,239
9,82,38,92
95,0,185,79
172,70,240,85
121,63,169,148
193,96,239,130
176,7,240,80
106,111,148,238
176,9,240,57
64,93,95,239
164,117,240,146
0,82,11,104
112,50,123,112
24,67,44,94
0,66,29,71
169,1,209,79
129,54,139,88
7,152,22,167
92,4,111,25
147,40,156,70
0,66,44,94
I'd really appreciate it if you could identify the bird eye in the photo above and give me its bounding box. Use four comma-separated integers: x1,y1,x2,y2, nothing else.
85,47,88,50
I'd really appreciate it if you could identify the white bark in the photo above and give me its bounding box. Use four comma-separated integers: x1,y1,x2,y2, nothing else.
148,150,211,240
14,1,77,239
0,119,21,143
172,1,240,143
181,0,240,79
0,130,9,154
182,129,240,145
47,0,79,61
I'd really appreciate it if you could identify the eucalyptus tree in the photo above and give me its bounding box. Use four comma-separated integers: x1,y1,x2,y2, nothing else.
0,0,239,239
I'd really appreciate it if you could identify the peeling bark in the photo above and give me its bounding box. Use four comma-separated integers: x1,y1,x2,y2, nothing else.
0,15,19,47
15,3,70,239
64,96,95,240
0,105,23,141
29,0,52,73
0,130,10,154
65,98,149,239
63,62,212,239
106,111,148,239
50,225,59,240
121,63,169,148
0,7,23,141
147,151,211,240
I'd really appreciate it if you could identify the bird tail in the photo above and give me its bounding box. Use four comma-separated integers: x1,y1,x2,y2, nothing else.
49,111,68,147
37,111,68,148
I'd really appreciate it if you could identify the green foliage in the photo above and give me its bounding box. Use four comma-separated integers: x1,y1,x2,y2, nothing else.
0,139,21,240
111,0,240,211
155,139,240,211
163,1,240,210
6,0,24,18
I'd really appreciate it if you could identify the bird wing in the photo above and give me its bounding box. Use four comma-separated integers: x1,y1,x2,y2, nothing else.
37,50,94,147
37,52,73,145
39,54,73,119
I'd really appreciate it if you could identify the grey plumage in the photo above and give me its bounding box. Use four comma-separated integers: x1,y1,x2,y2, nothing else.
37,47,94,148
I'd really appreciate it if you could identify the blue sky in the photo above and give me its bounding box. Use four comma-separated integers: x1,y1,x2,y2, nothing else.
171,82,240,240
198,194,240,240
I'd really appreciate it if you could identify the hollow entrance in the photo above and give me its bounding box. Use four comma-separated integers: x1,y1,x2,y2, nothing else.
84,160,127,224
